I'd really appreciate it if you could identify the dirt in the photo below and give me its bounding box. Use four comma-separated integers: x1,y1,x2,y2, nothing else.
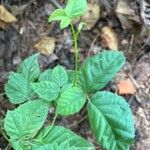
0,0,150,150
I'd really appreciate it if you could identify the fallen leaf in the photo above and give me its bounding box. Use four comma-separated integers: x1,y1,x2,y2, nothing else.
115,0,141,31
34,37,56,56
117,78,136,95
0,20,7,29
101,26,118,50
0,5,17,23
81,3,100,30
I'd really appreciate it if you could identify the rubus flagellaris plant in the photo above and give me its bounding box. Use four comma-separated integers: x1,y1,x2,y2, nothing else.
2,0,135,149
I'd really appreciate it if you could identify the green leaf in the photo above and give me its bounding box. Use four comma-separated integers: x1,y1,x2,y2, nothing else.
4,100,49,142
35,142,76,150
18,54,40,82
32,81,59,102
60,17,71,29
51,65,68,88
65,0,87,18
39,69,52,81
78,51,125,93
5,72,34,104
87,91,135,150
67,70,74,83
57,86,86,116
78,22,86,32
33,125,93,150
49,9,67,22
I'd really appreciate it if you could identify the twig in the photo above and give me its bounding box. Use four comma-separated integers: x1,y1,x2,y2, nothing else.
128,34,135,53
67,115,87,128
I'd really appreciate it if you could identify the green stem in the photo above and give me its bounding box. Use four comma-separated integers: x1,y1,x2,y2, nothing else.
70,23,79,86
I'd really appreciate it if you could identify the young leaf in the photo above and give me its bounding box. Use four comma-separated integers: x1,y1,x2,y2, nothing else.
78,51,125,93
4,100,49,143
78,22,86,32
57,86,86,116
33,125,93,149
5,72,34,104
60,16,71,29
39,69,52,81
49,9,67,22
18,54,40,82
32,81,59,102
87,91,135,150
51,65,68,88
65,0,87,18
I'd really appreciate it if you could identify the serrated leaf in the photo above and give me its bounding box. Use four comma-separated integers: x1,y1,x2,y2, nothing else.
4,100,49,143
57,86,86,116
60,16,70,29
32,81,59,102
35,142,76,150
5,72,34,104
18,54,40,81
87,91,135,150
33,125,93,150
51,65,68,88
65,0,87,18
49,9,67,22
78,51,125,93
39,69,52,81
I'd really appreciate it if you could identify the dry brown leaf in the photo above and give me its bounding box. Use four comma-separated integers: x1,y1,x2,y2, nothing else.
34,37,56,56
0,5,17,23
81,4,100,30
101,26,118,50
117,78,136,95
116,1,135,16
0,20,7,29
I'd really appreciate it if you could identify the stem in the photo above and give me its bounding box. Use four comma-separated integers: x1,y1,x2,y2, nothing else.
70,23,79,86
37,113,58,141
51,113,58,127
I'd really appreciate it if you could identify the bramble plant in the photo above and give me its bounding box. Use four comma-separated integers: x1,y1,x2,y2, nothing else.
2,0,135,150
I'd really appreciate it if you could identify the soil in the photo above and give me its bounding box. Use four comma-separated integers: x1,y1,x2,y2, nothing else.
0,0,150,150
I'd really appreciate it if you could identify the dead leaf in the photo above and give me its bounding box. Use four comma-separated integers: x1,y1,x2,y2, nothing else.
0,5,17,23
34,37,56,56
81,4,100,30
116,1,135,16
117,78,136,95
101,26,118,50
0,20,7,29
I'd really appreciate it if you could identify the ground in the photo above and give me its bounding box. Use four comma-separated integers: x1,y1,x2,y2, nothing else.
0,0,150,150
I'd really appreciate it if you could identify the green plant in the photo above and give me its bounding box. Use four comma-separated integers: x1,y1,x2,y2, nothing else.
3,0,135,150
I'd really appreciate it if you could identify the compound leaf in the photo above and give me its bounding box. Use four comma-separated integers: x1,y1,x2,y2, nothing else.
18,54,40,82
65,0,87,18
49,9,67,22
5,72,34,104
39,69,52,81
33,125,93,150
4,100,49,142
78,51,125,93
32,81,59,102
57,86,86,115
87,91,135,150
51,65,68,88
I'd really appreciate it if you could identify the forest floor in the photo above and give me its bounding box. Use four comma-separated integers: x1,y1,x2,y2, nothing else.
0,0,150,150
